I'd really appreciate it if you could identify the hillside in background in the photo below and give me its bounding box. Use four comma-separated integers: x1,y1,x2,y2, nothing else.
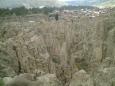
96,0,115,8
66,0,101,6
0,0,62,8
0,0,115,8
66,0,115,8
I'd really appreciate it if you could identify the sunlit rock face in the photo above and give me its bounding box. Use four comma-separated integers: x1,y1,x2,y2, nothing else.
69,70,94,86
4,73,62,86
93,67,115,86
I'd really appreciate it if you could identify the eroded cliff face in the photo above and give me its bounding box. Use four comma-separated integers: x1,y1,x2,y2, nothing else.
0,14,115,86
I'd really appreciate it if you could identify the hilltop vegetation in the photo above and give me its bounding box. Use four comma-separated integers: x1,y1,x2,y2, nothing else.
0,6,99,17
0,6,55,16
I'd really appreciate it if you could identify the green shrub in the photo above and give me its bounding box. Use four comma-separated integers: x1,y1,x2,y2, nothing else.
0,79,5,86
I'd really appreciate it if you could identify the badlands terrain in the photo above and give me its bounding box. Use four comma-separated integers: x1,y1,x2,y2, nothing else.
0,9,115,86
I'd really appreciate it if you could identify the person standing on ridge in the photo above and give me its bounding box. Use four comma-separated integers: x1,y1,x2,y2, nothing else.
55,13,59,21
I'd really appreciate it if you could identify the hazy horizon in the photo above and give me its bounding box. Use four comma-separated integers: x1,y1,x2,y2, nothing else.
0,0,114,8
1,0,64,8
